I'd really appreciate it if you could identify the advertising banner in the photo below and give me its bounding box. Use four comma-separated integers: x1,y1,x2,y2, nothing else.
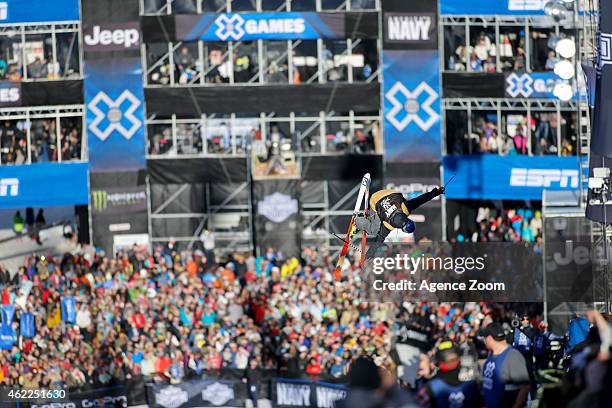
175,12,345,42
272,378,347,408
383,50,441,162
441,0,550,16
253,180,301,258
0,81,20,107
505,72,567,99
91,185,147,215
0,162,88,209
442,155,581,200
83,22,141,52
0,305,15,350
85,57,146,172
150,378,240,407
383,11,437,50
0,0,79,24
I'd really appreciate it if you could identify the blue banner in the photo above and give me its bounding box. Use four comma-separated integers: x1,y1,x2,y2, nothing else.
175,12,345,42
85,58,146,172
0,162,88,209
0,0,79,24
0,305,15,350
61,296,76,323
20,312,35,338
505,71,567,99
443,155,580,200
441,0,548,15
383,50,441,162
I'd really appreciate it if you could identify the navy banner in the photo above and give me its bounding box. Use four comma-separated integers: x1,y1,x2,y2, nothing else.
0,305,15,350
20,312,35,338
61,296,76,323
175,12,345,42
0,163,89,209
0,0,79,24
590,1,612,158
85,57,146,172
383,50,441,162
443,155,580,200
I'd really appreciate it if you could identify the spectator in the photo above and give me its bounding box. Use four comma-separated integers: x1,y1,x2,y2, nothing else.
13,211,24,236
545,51,558,71
512,125,528,155
35,209,46,230
243,359,261,407
480,323,531,408
28,57,48,79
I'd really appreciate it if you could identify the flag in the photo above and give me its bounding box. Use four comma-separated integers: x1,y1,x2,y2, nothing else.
586,0,612,223
61,296,76,323
20,312,35,338
0,305,15,350
590,1,612,157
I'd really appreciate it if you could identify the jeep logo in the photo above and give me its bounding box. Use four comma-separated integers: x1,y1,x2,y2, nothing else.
84,23,140,51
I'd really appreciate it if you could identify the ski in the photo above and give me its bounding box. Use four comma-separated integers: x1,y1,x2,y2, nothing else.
334,173,370,279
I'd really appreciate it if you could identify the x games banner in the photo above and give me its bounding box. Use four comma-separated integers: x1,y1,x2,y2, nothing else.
175,12,345,41
84,58,146,172
382,0,441,162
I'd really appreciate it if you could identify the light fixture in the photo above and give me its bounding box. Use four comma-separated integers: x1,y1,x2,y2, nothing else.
544,0,572,22
555,38,576,58
554,59,575,79
553,82,574,101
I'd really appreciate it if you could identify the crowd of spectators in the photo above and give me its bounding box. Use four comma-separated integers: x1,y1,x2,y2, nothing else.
0,244,396,387
0,118,82,165
446,28,573,74
0,240,610,407
449,112,576,156
452,206,543,245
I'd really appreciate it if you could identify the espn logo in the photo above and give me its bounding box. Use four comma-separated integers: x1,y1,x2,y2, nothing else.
509,168,579,188
0,178,18,197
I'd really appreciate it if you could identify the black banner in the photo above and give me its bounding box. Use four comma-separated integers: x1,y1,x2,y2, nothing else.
83,22,141,52
272,378,347,408
91,185,147,215
89,171,149,254
144,83,380,117
149,378,241,408
442,73,506,98
382,0,438,50
28,385,128,408
148,158,248,184
253,180,301,257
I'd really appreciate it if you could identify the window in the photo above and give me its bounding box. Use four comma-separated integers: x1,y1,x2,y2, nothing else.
0,111,83,166
148,123,173,155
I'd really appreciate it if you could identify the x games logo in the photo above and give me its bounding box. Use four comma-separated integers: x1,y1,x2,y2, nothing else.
87,90,142,141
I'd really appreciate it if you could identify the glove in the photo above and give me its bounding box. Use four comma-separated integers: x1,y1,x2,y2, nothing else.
438,186,445,195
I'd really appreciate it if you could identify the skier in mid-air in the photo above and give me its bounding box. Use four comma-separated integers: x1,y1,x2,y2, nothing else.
354,185,445,246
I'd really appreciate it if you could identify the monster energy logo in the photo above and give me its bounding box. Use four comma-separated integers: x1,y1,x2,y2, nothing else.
91,189,146,213
92,190,108,211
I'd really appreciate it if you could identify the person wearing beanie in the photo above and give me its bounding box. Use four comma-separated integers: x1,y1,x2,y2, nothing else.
335,357,385,408
418,341,480,408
